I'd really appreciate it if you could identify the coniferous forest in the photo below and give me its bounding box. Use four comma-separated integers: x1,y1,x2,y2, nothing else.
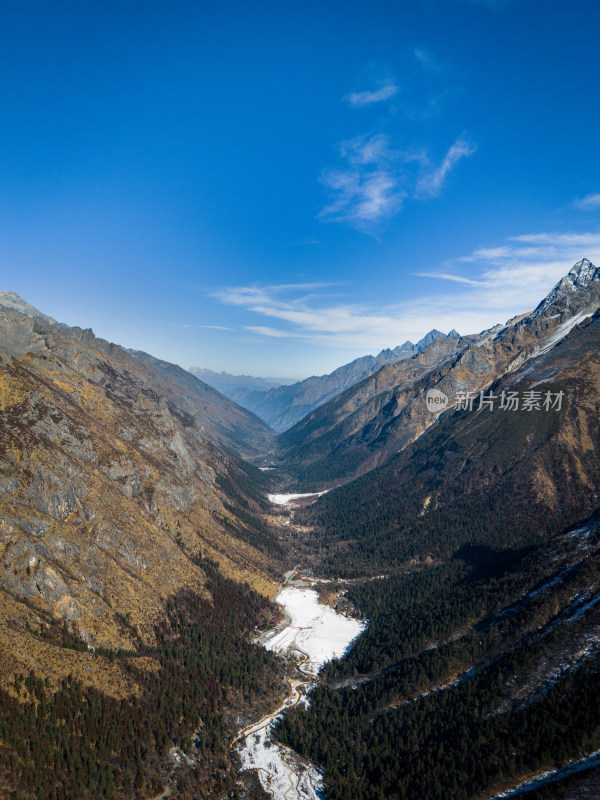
274,527,600,799
0,563,280,800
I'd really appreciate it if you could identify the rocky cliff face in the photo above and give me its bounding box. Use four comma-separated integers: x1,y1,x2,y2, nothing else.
127,349,275,459
0,300,280,693
531,257,600,318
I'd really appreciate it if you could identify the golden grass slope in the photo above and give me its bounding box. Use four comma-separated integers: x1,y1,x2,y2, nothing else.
0,309,278,694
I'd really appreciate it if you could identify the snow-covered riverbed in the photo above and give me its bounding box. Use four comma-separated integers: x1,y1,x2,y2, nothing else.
237,586,366,800
268,491,329,506
264,586,365,674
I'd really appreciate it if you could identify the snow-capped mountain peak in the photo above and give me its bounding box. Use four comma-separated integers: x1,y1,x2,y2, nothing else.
531,258,600,319
565,257,598,288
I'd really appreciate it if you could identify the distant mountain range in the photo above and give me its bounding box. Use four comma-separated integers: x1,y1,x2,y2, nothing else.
275,258,600,488
200,328,461,432
187,366,295,397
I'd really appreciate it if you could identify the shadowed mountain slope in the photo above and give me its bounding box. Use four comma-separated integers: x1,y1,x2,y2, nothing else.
303,304,600,577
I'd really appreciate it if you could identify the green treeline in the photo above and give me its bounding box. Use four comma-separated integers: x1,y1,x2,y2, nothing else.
322,548,533,679
275,649,600,800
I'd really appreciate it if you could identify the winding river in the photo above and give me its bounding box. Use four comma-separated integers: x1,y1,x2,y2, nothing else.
235,585,366,800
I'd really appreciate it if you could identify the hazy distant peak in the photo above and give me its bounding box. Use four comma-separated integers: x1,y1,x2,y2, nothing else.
189,366,293,384
187,366,294,395
415,328,458,349
0,291,55,323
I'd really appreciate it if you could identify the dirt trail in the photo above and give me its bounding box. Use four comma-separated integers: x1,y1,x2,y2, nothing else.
231,648,313,749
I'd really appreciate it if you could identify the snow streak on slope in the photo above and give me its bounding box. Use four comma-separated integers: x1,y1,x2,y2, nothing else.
534,311,593,357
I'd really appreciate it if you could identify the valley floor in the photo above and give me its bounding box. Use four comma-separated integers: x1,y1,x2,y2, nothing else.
236,585,366,800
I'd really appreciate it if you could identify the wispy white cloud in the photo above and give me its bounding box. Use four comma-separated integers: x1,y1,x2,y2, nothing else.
213,231,600,352
340,134,394,166
215,279,484,351
216,282,334,308
510,232,600,247
319,135,406,230
245,326,302,339
575,193,600,210
346,81,399,107
172,323,231,330
415,272,483,286
319,169,404,228
319,133,474,231
415,135,476,198
217,283,385,336
425,230,600,316
323,52,469,232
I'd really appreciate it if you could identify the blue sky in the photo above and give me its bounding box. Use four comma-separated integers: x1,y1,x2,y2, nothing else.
1,0,599,379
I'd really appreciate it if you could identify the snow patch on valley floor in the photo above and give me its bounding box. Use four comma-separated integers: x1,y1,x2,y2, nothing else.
264,586,366,674
237,586,366,800
238,727,324,800
268,491,329,506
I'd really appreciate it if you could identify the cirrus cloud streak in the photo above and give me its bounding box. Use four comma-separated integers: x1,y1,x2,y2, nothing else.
214,231,600,353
